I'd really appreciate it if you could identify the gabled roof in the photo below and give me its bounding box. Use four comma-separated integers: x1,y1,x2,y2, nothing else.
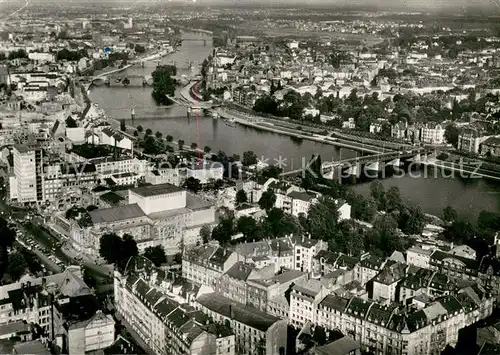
197,292,280,332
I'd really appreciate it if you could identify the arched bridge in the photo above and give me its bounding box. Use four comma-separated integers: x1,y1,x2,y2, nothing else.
90,74,199,86
280,148,434,178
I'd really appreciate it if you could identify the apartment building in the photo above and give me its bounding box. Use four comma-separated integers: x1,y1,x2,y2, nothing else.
215,262,258,305
0,266,109,353
356,254,386,287
294,236,327,273
429,250,479,281
420,123,445,144
196,292,288,355
91,156,150,179
245,269,307,316
406,246,434,269
312,250,359,283
372,261,407,303
289,278,330,327
67,311,115,354
182,244,238,287
114,258,235,355
12,145,43,204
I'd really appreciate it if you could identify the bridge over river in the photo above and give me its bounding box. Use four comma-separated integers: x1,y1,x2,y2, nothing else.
280,148,433,178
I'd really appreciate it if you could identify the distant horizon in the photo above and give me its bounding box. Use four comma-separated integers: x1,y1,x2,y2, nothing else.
0,0,498,9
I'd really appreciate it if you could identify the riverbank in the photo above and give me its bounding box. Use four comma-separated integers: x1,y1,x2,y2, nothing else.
217,108,382,154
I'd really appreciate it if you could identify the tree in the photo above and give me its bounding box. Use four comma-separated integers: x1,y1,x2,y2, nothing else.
242,151,258,167
212,212,235,245
236,216,258,239
235,189,248,205
444,220,475,244
253,95,279,115
134,44,146,53
137,125,143,133
263,208,302,238
385,186,402,212
178,139,185,150
120,234,139,270
204,146,211,154
258,189,276,211
120,119,126,132
370,180,386,211
307,196,340,241
191,142,198,150
155,131,162,138
151,65,176,105
145,128,152,136
65,116,78,128
398,205,426,235
477,211,500,231
133,130,138,136
99,233,123,264
371,214,401,256
166,135,173,142
144,246,167,267
349,193,377,222
312,326,327,346
443,206,458,223
200,224,212,244
6,252,27,281
184,177,202,194
445,124,460,147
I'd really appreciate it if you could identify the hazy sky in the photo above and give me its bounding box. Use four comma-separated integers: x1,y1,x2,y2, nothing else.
1,0,499,12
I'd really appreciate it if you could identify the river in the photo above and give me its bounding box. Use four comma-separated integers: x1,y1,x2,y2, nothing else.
89,31,500,222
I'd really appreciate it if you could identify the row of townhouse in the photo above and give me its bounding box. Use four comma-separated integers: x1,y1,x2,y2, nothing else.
313,285,495,355
182,236,328,289
114,256,236,355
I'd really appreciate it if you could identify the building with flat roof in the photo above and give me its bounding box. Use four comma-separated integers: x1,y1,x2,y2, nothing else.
71,183,216,256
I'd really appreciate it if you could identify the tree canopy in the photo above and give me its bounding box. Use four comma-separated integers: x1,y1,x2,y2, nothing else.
151,65,176,106
144,245,167,267
99,233,138,271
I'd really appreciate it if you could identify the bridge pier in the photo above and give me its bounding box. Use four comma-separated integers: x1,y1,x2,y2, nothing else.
386,158,401,167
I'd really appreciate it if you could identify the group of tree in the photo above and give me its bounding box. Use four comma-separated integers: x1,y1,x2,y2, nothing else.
210,198,302,245
0,219,19,281
367,181,427,236
151,65,177,106
442,207,500,260
56,48,88,61
251,78,499,142
7,49,28,60
99,233,138,271
134,44,146,53
143,245,167,267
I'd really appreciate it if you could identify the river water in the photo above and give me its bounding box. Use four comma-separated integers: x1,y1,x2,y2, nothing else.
89,31,500,222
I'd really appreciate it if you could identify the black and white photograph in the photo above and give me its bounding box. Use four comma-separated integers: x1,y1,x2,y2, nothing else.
0,0,499,354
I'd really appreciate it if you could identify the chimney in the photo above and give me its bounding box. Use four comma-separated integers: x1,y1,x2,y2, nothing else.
229,305,234,319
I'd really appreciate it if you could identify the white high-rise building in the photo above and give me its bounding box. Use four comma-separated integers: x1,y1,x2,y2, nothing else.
13,145,42,204
128,17,133,29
